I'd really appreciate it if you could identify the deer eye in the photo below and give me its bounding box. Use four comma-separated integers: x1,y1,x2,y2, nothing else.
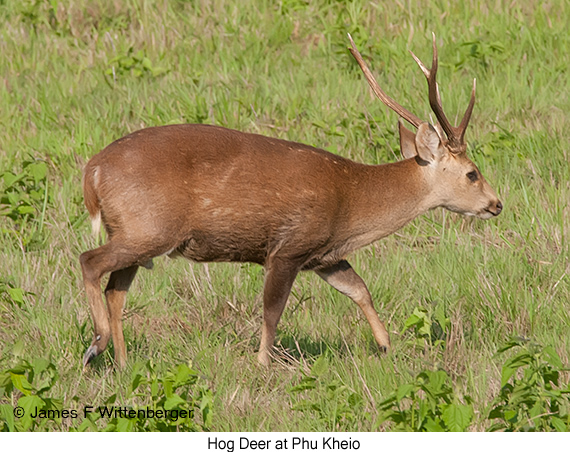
467,170,479,182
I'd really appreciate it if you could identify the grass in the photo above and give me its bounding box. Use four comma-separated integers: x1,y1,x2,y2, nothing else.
0,0,569,431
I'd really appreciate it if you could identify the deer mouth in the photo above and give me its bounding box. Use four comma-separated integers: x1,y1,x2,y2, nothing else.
479,201,502,219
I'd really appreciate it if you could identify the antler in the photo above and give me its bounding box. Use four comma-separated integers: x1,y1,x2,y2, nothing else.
410,33,476,147
349,33,476,150
348,33,423,129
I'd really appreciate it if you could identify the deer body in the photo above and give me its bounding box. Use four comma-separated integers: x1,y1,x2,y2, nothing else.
85,124,430,269
80,35,502,368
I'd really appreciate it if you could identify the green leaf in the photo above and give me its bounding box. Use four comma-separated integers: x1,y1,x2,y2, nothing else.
404,313,422,329
27,162,47,184
347,392,363,409
150,378,159,399
162,379,173,398
496,337,528,354
424,416,445,432
142,57,152,70
8,362,30,375
2,172,23,189
11,340,24,358
10,373,32,396
130,373,144,393
542,346,563,368
174,364,197,387
6,192,20,205
200,389,213,428
114,416,135,432
151,67,168,76
550,416,568,432
442,403,473,432
312,119,327,129
122,57,135,68
434,304,451,330
396,384,415,402
311,355,328,377
291,400,320,413
164,394,185,410
501,365,517,387
77,415,99,432
0,404,15,432
504,409,518,422
8,288,24,305
17,205,35,215
29,190,43,201
31,358,50,375
18,395,44,430
529,400,543,421
422,370,448,394
488,405,504,420
290,376,316,392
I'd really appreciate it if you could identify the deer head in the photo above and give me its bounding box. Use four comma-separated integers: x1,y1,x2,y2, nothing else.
348,33,502,219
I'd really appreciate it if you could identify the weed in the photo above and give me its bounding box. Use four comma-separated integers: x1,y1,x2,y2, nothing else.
0,358,213,432
402,304,451,351
78,361,212,432
0,158,50,249
487,338,570,432
376,369,474,431
0,358,62,432
105,47,169,83
290,356,365,430
0,280,32,308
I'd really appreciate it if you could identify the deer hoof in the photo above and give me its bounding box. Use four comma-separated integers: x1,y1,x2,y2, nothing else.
83,345,99,367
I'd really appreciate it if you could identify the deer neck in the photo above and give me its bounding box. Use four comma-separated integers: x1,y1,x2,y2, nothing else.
342,157,435,248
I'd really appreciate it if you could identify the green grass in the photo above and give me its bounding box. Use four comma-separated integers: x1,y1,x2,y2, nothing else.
1,0,569,431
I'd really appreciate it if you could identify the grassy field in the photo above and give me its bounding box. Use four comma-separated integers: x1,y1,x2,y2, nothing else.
0,0,569,432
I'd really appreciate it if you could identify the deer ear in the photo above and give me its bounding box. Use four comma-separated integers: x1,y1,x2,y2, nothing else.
398,120,417,159
415,122,443,163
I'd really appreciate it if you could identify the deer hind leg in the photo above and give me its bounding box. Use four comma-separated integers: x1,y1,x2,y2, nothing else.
316,259,391,352
80,241,147,367
258,258,299,366
104,266,139,368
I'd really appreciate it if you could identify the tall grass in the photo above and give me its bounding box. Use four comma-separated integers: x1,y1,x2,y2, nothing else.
0,0,568,431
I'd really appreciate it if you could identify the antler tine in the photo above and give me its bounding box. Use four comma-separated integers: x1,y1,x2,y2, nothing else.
457,78,476,143
348,33,423,129
411,34,477,147
411,33,455,142
409,50,430,79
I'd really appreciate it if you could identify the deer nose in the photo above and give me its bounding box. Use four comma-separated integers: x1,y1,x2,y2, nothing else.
493,200,503,216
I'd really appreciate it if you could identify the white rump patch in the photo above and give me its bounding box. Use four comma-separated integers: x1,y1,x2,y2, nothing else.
93,166,100,187
91,211,101,237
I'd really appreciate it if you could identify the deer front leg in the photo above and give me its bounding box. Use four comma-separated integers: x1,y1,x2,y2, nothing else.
316,259,391,351
258,258,299,366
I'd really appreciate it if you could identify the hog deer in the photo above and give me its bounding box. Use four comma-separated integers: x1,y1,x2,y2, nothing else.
80,34,502,368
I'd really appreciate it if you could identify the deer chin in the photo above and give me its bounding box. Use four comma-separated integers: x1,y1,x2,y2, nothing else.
452,209,496,220
442,206,491,219
476,210,495,220
441,204,475,217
